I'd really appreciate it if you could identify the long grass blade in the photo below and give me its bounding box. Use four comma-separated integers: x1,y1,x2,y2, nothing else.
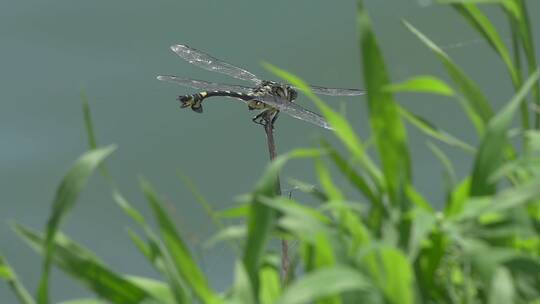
437,0,520,18
227,261,256,304
399,107,475,153
139,179,220,304
470,70,539,196
504,0,539,128
358,0,412,206
242,149,322,295
0,254,36,304
362,246,414,304
126,276,176,304
449,3,529,130
404,20,494,136
37,146,116,304
451,4,518,85
320,140,380,203
428,142,459,201
14,224,150,303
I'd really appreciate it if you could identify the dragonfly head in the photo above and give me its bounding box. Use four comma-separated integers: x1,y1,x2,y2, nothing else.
286,85,298,101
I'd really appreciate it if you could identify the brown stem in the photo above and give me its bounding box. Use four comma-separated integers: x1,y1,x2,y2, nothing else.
263,119,289,283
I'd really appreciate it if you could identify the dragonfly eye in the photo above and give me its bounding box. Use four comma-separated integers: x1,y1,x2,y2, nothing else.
286,87,297,101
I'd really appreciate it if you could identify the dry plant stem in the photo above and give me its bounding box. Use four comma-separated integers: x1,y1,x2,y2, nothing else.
263,120,290,282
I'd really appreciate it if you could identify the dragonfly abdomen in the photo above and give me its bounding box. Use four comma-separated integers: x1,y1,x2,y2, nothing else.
178,91,255,113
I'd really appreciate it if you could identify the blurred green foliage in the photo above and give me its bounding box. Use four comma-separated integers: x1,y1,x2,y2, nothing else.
2,0,540,303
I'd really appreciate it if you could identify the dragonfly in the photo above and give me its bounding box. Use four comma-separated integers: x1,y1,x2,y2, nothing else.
157,44,366,130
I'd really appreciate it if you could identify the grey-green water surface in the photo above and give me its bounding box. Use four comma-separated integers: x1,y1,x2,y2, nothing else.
1,0,538,301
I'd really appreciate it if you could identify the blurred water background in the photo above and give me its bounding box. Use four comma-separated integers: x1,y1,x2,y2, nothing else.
1,0,538,301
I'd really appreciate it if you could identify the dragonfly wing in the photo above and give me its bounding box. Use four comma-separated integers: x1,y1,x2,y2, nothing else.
170,44,262,85
157,76,254,94
304,85,366,96
256,95,332,130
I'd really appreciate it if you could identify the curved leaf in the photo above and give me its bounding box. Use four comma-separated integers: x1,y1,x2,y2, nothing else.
404,20,493,136
38,146,116,304
385,75,455,96
277,266,372,304
470,70,539,195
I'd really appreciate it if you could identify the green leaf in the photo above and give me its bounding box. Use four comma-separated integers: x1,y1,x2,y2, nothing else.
406,209,437,261
37,146,116,304
125,229,153,262
488,267,515,304
525,130,540,152
259,196,331,244
242,148,322,294
428,142,458,193
114,192,169,271
385,75,455,96
470,70,540,196
80,93,114,182
437,0,520,20
320,140,379,204
259,264,281,304
415,230,448,297
449,2,530,130
404,20,494,136
113,191,189,303
114,190,146,226
444,177,471,217
126,276,175,304
228,261,256,304
58,299,107,304
216,203,250,219
358,3,411,205
362,246,414,304
511,0,540,129
458,176,540,221
0,254,36,304
14,224,150,304
459,239,527,285
451,4,518,85
81,91,98,150
405,184,433,212
399,107,475,152
140,179,220,304
428,143,460,204
205,225,246,249
277,266,372,304
179,173,223,230
314,158,344,201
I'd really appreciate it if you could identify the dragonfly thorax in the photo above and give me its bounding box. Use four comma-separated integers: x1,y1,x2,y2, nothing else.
256,80,298,102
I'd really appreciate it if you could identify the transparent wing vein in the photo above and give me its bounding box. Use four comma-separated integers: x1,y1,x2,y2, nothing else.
157,76,254,94
305,85,366,96
256,95,332,130
170,44,262,84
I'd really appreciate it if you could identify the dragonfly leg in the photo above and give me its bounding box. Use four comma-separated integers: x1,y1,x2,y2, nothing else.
251,111,268,127
270,110,280,125
252,110,278,129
